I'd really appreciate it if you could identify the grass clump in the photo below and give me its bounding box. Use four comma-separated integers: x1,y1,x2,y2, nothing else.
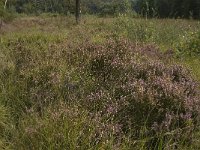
10,104,125,150
0,32,65,120
176,31,200,57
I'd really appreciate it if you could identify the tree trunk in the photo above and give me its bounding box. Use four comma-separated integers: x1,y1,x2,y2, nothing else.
4,0,8,9
75,0,81,24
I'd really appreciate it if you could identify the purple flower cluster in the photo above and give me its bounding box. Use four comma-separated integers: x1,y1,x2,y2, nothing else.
77,39,200,140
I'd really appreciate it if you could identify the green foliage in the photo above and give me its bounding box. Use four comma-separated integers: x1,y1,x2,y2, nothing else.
2,0,200,19
113,15,156,43
0,104,11,150
0,1,15,23
134,0,200,19
14,0,74,15
0,33,64,119
110,15,199,48
10,105,122,150
4,0,134,16
176,31,200,56
98,0,132,16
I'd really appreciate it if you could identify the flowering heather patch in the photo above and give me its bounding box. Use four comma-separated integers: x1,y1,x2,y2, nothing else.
72,39,200,147
1,16,200,149
0,34,199,149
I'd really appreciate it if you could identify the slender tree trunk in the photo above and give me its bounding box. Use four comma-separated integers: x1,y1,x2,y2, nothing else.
4,0,8,9
75,0,81,24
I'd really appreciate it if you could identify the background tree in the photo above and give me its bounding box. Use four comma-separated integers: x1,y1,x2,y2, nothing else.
0,0,199,19
134,0,200,19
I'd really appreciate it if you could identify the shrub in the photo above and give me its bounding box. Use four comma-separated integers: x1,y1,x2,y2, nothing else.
1,29,200,149
74,39,200,148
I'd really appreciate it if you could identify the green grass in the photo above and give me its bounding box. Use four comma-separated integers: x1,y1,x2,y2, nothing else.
0,15,200,149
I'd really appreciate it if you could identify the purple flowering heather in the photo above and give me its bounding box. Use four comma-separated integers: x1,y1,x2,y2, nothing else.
73,39,200,143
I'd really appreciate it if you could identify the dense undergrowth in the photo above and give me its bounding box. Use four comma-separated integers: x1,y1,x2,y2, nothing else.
0,15,200,149
176,31,200,57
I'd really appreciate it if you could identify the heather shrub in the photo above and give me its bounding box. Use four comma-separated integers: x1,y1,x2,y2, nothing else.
1,16,200,149
73,40,200,148
176,31,200,57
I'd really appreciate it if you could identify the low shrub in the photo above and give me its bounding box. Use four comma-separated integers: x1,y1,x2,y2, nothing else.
73,39,200,148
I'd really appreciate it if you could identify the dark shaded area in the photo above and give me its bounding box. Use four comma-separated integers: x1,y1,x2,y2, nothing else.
134,0,200,19
2,0,199,19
